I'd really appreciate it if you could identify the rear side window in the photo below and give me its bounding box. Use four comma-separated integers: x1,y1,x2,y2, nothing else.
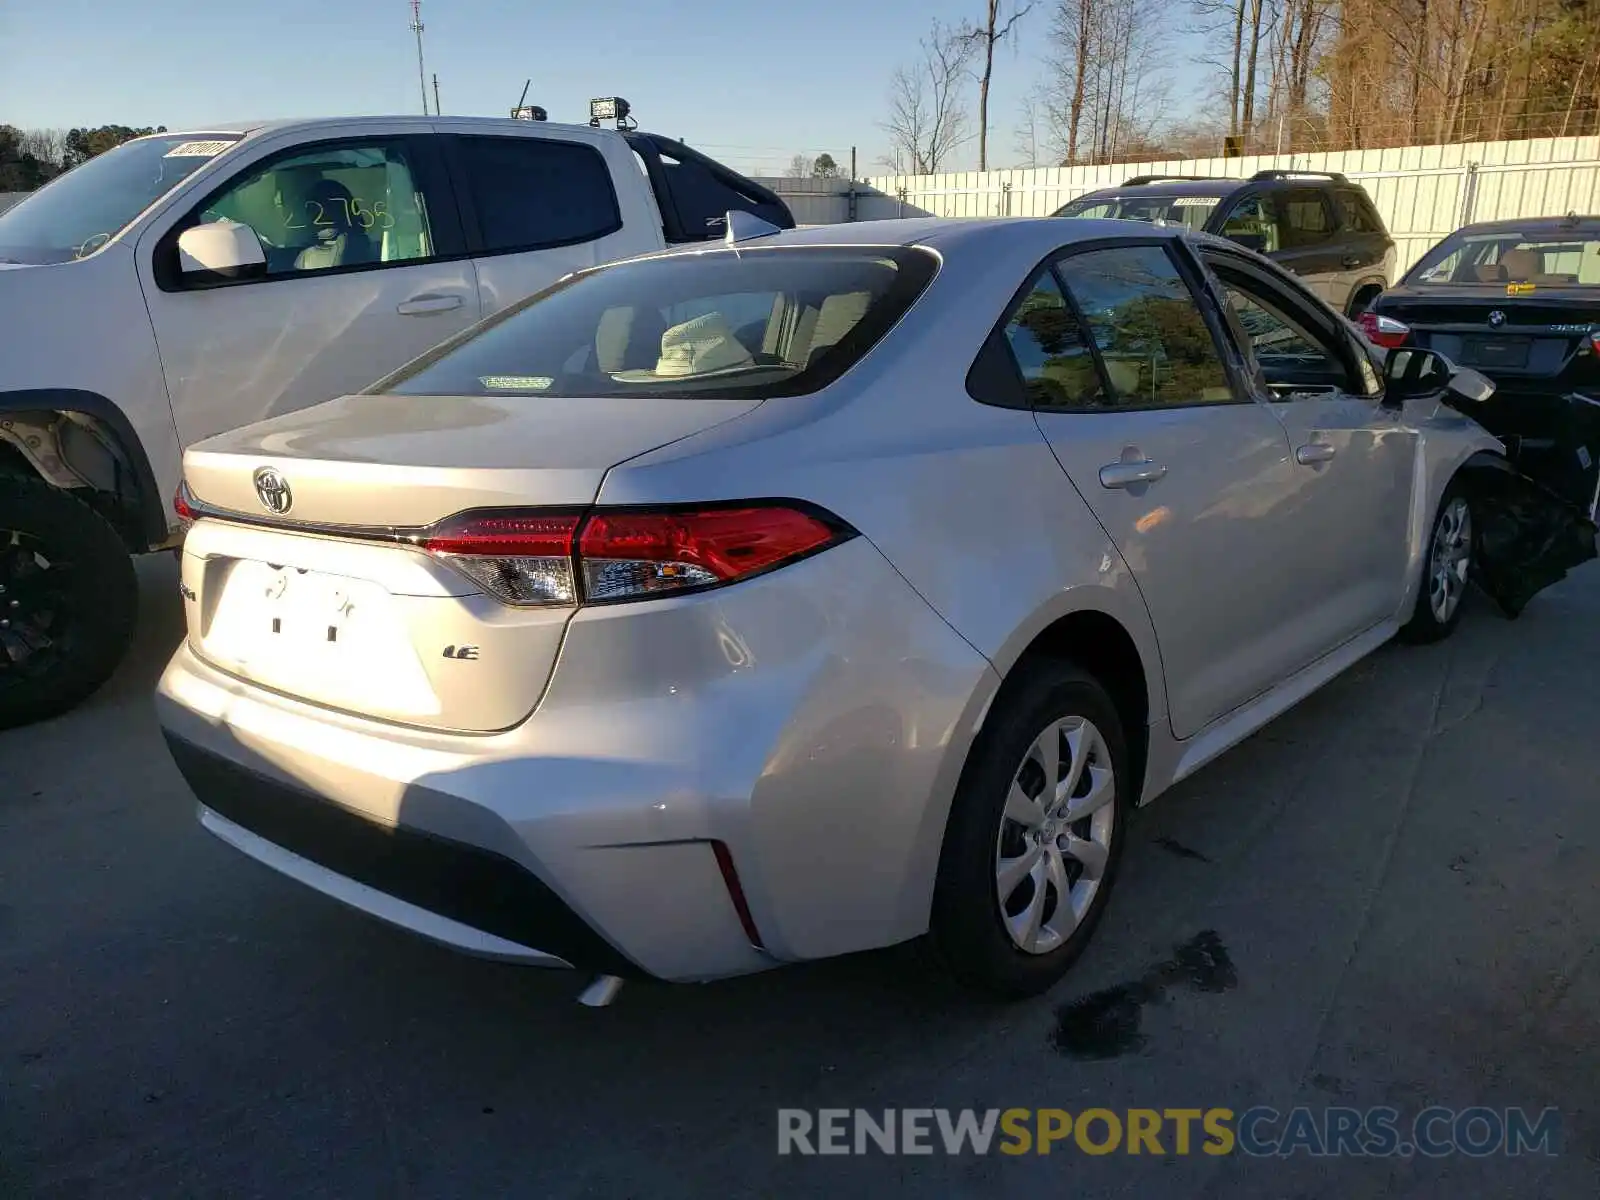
1277,188,1335,248
1054,245,1234,408
453,135,621,254
379,246,937,400
1336,189,1382,233
1000,272,1105,408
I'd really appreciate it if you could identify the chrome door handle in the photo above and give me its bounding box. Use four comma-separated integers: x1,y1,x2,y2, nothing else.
397,294,465,316
1342,255,1362,269
1099,459,1168,488
1296,442,1337,464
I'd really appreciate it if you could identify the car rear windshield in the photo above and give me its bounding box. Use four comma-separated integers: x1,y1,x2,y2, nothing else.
1055,194,1222,232
1407,229,1600,286
379,245,938,400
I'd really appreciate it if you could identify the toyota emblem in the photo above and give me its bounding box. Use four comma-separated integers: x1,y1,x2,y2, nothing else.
1487,310,1507,327
253,467,293,515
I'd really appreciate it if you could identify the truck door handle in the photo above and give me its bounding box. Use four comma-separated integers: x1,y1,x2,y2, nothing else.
1296,442,1337,464
397,293,465,316
1099,458,1168,488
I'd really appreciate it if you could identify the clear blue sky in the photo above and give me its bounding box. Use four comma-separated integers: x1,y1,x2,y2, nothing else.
1,0,1214,175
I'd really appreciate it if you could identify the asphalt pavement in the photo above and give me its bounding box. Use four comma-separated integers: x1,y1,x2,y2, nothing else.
3,553,1596,1198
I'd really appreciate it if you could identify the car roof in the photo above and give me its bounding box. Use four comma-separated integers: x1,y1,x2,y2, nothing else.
1074,178,1251,202
1451,214,1600,235
660,216,1189,258
147,114,618,141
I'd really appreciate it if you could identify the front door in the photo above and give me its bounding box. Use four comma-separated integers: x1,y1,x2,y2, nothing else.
138,129,481,447
1204,250,1416,641
1009,239,1326,739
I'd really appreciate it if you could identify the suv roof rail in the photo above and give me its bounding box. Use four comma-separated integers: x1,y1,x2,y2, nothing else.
1249,169,1349,184
1120,173,1228,186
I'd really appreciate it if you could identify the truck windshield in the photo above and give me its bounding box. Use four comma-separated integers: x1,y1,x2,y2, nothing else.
1055,194,1221,231
1407,230,1600,287
379,245,939,400
0,134,240,265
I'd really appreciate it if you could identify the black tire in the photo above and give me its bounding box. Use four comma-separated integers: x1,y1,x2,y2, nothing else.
1399,477,1474,644
930,662,1131,999
0,475,138,730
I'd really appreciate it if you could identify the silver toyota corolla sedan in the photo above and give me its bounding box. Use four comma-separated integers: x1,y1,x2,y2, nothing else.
155,216,1593,1002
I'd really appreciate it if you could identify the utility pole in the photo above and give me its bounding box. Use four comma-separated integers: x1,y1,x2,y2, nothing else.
410,0,428,115
432,73,441,115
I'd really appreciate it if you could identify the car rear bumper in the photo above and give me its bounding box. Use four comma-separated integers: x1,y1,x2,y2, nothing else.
155,536,998,982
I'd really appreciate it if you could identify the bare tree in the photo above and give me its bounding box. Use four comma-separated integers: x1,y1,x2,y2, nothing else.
1040,0,1170,164
882,22,977,175
959,0,1035,170
784,153,815,178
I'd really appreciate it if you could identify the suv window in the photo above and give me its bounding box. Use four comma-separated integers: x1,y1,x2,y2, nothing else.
453,135,622,254
1336,189,1381,234
1220,195,1282,253
1277,188,1335,248
381,246,937,400
195,140,435,277
1053,244,1235,408
999,271,1105,408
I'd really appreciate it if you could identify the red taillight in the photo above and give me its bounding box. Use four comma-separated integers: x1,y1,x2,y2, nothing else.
173,481,197,523
1358,310,1411,349
578,505,843,602
1589,330,1600,354
421,502,850,607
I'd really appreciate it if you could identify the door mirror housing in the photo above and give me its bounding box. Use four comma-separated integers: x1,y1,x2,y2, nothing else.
1227,231,1268,253
1384,346,1496,404
177,220,266,282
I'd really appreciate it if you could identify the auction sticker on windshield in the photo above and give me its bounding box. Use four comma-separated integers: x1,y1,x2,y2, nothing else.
163,141,235,158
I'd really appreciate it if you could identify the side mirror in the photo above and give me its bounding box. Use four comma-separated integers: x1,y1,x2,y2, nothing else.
177,220,266,282
1227,231,1267,253
1383,347,1496,404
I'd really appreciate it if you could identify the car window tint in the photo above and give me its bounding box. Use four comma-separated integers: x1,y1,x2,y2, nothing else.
1217,275,1355,392
1220,195,1281,252
999,271,1105,409
1337,189,1379,233
1279,188,1334,247
197,141,433,277
1055,245,1234,408
455,135,621,253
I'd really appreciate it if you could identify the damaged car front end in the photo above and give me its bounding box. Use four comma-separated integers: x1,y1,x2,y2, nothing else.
1378,339,1598,619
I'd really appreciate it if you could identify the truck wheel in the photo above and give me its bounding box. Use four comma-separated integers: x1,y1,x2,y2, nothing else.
0,476,138,730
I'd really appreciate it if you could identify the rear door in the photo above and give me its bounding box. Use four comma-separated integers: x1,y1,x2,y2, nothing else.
1334,186,1393,297
440,125,663,317
140,127,482,446
1267,187,1348,308
1009,237,1336,738
1203,249,1415,637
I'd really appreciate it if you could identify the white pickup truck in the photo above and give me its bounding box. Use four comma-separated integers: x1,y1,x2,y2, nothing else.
0,114,793,728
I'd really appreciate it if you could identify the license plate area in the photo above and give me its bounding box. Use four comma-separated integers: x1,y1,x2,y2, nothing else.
201,560,439,716
1461,336,1530,369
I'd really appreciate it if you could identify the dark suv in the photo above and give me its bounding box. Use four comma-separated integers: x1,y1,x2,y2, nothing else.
1054,170,1395,318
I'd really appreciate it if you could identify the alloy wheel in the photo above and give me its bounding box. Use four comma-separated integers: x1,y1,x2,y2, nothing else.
995,715,1117,956
0,529,74,683
1428,497,1472,624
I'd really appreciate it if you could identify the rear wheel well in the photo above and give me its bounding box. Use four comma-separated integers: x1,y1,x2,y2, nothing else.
1000,610,1151,803
1347,282,1384,316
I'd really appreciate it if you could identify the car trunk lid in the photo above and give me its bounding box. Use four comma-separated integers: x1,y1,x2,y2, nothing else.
180,391,760,732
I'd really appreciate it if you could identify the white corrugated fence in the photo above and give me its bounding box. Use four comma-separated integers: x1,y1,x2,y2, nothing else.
757,136,1600,274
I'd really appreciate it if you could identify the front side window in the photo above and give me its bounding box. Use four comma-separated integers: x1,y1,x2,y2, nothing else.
1054,244,1235,408
454,135,621,253
0,133,240,265
380,246,936,400
195,141,434,277
1214,269,1356,392
1000,272,1104,408
1277,188,1335,248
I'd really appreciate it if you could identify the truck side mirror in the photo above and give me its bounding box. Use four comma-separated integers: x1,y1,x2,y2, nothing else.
177,220,266,282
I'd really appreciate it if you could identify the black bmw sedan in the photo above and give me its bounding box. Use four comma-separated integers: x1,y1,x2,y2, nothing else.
1364,214,1600,517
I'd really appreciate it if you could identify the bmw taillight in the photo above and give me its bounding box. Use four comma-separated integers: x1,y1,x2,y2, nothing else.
1358,311,1411,349
421,503,853,607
